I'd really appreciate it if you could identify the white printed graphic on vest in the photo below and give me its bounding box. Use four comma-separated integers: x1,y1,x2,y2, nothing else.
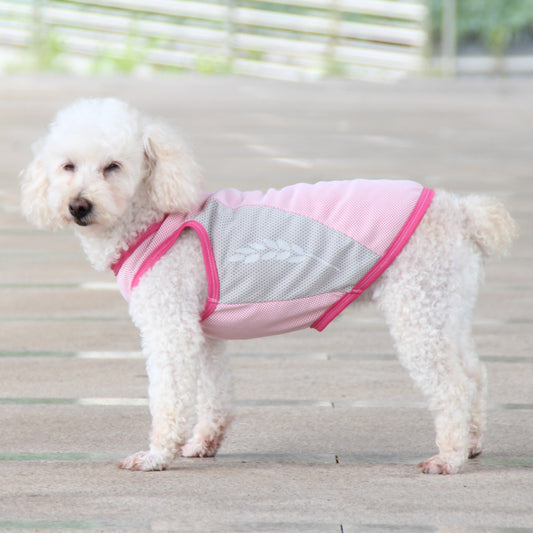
228,239,342,272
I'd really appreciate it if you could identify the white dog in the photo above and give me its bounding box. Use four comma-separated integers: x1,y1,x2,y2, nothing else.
21,98,518,474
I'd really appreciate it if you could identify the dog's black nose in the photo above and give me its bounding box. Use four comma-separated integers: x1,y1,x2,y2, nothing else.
69,198,93,224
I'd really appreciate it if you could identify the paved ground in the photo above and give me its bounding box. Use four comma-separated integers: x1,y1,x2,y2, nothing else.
0,75,532,532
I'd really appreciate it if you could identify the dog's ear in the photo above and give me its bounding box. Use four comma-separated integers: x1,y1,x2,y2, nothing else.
143,122,203,214
20,143,65,230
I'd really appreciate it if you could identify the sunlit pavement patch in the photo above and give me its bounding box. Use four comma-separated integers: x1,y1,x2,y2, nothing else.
0,397,532,410
1,350,533,363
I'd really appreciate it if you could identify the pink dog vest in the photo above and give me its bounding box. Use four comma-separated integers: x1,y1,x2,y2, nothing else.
112,180,433,339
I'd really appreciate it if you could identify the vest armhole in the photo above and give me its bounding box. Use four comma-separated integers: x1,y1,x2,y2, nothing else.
184,221,220,322
130,221,220,322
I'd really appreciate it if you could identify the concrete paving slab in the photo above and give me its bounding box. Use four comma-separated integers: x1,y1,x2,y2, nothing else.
0,75,532,532
0,320,140,352
1,287,126,318
0,460,531,531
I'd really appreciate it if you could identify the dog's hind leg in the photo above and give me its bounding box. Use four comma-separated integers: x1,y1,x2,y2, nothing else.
181,337,234,458
377,283,478,473
373,194,484,474
386,315,476,473
458,321,487,459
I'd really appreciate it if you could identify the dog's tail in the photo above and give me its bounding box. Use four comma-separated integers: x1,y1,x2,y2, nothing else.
462,196,519,257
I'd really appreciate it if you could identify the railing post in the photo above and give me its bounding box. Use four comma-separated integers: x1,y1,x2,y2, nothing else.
325,0,341,75
421,0,432,75
225,0,235,70
31,0,44,68
441,0,457,76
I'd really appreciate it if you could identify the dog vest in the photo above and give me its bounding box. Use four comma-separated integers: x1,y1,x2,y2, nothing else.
112,180,434,339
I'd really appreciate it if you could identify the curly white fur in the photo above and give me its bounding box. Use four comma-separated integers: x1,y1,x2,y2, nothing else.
21,98,518,474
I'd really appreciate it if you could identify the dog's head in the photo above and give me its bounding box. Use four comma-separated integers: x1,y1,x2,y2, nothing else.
21,98,202,230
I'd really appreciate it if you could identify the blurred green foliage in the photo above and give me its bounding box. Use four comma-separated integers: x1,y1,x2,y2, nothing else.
430,0,533,53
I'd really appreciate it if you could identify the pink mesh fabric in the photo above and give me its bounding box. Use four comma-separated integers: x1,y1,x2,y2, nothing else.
201,292,344,339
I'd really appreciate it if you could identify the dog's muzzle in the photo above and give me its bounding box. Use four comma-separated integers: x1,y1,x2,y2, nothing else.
69,198,93,226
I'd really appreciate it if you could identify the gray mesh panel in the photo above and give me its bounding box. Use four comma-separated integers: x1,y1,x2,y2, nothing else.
194,200,380,305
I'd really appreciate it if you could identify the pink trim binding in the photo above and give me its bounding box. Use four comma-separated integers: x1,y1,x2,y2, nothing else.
111,217,167,276
311,187,435,332
128,221,220,322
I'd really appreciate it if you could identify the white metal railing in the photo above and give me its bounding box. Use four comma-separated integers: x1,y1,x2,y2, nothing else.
0,0,429,81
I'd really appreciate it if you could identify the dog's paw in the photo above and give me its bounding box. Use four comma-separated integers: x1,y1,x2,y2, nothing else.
468,438,483,459
181,435,222,458
418,454,463,475
468,446,482,459
119,450,170,471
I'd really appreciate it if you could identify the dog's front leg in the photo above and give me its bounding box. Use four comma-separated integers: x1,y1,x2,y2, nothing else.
182,337,234,458
120,296,204,471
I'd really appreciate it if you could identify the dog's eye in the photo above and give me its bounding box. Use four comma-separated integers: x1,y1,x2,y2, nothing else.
63,162,76,172
104,162,121,175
